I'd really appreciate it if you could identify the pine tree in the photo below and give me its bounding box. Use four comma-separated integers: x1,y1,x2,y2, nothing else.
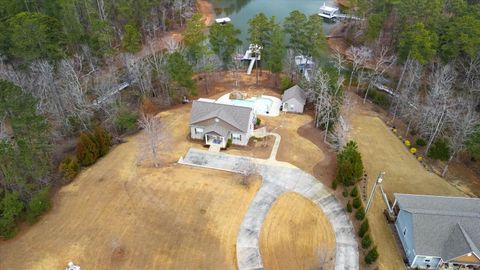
362,234,372,249
358,219,369,237
184,13,207,65
266,23,285,86
365,247,379,264
167,52,196,94
209,23,241,69
336,141,364,186
122,22,142,53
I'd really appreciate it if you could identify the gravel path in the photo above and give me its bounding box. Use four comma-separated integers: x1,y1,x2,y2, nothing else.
179,148,358,270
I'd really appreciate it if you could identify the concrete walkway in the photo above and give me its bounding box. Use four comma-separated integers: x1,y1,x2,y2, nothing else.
179,148,358,270
267,133,281,161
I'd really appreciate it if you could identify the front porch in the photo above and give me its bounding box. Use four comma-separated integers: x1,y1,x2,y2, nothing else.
205,133,227,148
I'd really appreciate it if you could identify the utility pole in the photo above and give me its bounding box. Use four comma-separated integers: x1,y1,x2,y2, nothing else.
365,172,385,214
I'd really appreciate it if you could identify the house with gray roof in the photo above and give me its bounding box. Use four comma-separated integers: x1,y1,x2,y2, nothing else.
189,100,256,148
282,85,307,113
393,193,480,269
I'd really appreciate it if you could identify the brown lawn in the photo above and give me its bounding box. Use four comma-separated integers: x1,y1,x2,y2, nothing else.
260,192,336,270
0,138,261,269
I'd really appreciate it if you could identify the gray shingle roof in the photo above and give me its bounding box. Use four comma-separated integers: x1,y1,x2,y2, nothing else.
203,123,230,138
189,100,253,133
282,85,306,104
395,193,480,261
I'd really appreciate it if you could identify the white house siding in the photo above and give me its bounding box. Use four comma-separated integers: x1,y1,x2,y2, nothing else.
190,120,253,146
190,126,205,140
282,98,304,113
230,131,250,146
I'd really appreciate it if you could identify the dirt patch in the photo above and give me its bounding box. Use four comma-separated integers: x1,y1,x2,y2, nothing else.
260,192,336,270
227,135,274,159
197,0,215,26
297,121,337,187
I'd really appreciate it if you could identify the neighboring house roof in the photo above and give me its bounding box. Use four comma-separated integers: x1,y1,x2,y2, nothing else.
395,193,480,261
282,85,307,104
189,100,253,133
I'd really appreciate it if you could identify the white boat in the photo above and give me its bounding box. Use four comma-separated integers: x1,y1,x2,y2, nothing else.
215,17,231,24
318,3,339,19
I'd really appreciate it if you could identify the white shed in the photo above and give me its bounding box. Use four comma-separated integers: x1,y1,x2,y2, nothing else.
282,85,307,113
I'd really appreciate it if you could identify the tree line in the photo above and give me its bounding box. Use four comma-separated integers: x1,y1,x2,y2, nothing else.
343,0,480,174
0,0,196,60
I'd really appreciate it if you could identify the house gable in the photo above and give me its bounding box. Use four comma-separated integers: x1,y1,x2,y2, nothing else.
192,117,244,133
449,253,480,264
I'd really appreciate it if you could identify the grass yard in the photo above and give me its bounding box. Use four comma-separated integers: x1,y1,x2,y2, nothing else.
260,192,336,270
348,102,464,269
0,136,261,269
0,103,264,270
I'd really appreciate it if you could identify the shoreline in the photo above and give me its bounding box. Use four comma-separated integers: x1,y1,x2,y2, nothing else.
336,0,351,8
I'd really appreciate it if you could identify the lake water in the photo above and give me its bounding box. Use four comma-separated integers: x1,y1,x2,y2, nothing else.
208,0,340,46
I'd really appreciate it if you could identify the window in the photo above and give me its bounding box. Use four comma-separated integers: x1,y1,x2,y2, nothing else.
403,227,407,237
195,128,203,135
232,133,242,141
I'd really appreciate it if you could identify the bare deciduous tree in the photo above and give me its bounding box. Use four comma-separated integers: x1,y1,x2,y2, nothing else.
163,36,181,53
284,49,298,81
442,97,479,176
363,46,397,104
237,161,258,186
392,60,423,135
124,54,153,96
303,68,344,142
197,50,221,94
57,59,93,130
138,113,162,167
346,46,371,92
419,62,457,154
148,51,172,105
331,49,346,78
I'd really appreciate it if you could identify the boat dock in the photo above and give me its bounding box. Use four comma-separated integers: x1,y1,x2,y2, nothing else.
242,44,262,75
318,2,362,21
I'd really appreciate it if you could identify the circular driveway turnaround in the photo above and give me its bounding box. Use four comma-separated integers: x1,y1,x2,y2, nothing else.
179,148,359,270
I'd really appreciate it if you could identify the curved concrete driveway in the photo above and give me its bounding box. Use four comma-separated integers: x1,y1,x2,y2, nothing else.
179,148,358,270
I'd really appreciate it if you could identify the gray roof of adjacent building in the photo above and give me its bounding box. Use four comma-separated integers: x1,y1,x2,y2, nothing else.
189,100,253,133
282,85,307,104
395,193,480,261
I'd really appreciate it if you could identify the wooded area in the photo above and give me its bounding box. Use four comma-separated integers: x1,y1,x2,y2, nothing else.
342,0,480,176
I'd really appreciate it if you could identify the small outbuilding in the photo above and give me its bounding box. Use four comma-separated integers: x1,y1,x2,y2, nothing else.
282,85,307,113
